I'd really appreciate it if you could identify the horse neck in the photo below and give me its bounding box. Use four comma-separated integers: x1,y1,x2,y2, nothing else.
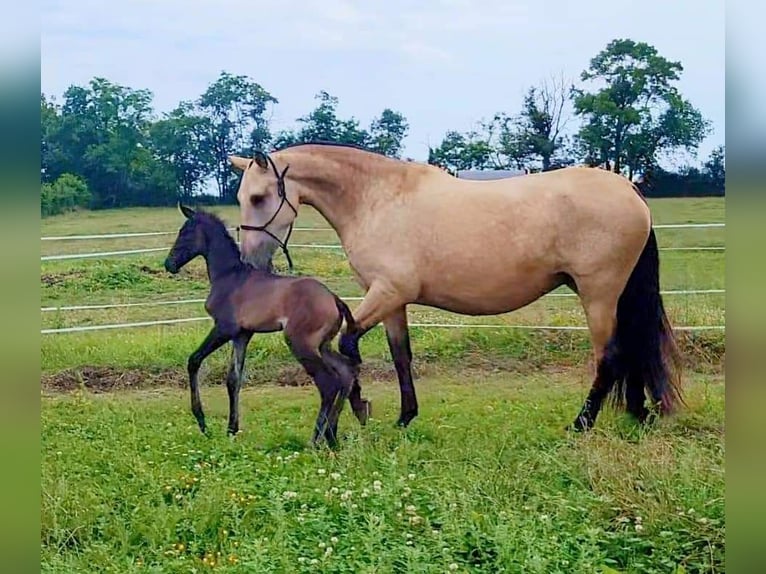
280,148,406,239
203,231,245,283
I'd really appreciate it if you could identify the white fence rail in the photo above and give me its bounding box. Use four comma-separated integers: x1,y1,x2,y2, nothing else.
41,316,725,335
40,222,725,242
41,244,726,261
40,221,725,335
40,222,726,261
41,227,330,241
41,289,725,314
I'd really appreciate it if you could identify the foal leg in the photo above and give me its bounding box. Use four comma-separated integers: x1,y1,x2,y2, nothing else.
320,347,358,442
287,338,342,446
324,350,370,425
225,331,253,436
384,308,418,427
188,326,231,434
569,297,621,432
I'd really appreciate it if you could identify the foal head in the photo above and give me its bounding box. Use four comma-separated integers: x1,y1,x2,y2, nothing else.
164,204,209,274
164,204,241,276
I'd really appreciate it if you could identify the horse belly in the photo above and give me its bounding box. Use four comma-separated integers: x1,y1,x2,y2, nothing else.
417,267,563,316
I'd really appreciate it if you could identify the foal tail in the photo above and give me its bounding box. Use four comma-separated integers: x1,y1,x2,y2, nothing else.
333,295,357,334
610,228,684,416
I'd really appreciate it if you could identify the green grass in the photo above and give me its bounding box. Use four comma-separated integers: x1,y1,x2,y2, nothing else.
41,373,724,574
40,197,726,572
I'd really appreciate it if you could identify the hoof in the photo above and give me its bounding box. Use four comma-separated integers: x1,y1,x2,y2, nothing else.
396,411,418,428
566,415,591,433
354,399,372,426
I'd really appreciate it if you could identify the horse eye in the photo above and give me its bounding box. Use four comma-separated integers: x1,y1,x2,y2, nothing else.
250,195,265,207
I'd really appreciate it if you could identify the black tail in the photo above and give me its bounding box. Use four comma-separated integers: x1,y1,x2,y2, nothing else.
334,295,357,334
609,228,684,417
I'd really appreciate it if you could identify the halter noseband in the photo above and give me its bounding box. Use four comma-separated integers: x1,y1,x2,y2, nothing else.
237,152,298,271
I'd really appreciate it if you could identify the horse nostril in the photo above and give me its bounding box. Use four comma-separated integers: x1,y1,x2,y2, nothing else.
164,258,175,273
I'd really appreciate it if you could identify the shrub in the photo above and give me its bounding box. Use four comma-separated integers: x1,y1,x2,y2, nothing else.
41,173,92,217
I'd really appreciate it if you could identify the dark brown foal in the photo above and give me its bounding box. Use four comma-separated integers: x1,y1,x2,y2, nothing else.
163,204,370,447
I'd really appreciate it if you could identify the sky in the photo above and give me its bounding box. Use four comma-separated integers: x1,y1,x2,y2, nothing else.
41,0,725,165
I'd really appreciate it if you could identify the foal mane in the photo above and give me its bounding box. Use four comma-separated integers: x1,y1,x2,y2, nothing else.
195,210,241,255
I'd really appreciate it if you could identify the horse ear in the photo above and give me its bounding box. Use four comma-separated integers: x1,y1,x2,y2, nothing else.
253,150,269,170
179,203,195,219
228,155,251,172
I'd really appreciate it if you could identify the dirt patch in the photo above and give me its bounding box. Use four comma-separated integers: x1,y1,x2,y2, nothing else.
41,269,86,287
41,361,404,394
41,338,724,395
42,366,187,393
138,265,165,277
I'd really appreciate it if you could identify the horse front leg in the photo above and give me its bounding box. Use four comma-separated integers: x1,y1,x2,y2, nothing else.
384,307,418,427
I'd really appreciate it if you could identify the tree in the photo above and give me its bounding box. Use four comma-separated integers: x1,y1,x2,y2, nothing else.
45,77,176,208
41,94,63,184
427,129,495,174
368,109,409,157
573,39,710,179
198,71,277,201
703,144,725,192
500,74,573,171
150,102,215,201
278,91,370,147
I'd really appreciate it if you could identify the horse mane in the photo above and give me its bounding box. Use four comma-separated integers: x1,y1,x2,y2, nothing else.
274,140,386,157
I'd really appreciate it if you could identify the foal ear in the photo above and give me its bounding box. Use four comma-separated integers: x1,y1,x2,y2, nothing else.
253,150,269,170
178,202,196,219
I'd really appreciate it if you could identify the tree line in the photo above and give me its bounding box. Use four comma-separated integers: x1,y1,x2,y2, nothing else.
40,38,724,217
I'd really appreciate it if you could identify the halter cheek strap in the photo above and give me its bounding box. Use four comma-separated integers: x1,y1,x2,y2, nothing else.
237,153,298,272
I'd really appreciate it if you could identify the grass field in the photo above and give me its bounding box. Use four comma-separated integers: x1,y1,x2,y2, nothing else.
40,197,725,573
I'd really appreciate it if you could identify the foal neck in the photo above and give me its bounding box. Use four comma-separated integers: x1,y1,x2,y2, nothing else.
202,227,246,283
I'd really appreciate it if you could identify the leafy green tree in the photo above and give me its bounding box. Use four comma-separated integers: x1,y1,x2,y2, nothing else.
703,144,725,191
499,75,573,171
427,129,495,173
46,77,175,208
573,39,710,179
198,71,277,201
368,109,409,157
150,102,215,201
41,93,64,184
279,91,370,146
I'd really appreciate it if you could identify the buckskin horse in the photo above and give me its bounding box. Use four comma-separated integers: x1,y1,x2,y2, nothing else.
229,142,683,432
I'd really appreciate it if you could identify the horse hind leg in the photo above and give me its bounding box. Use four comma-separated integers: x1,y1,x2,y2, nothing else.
569,294,624,432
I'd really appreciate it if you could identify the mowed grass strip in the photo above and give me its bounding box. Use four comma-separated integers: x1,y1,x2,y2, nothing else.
41,373,724,574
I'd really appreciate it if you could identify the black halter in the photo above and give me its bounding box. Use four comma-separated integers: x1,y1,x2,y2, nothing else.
237,152,298,271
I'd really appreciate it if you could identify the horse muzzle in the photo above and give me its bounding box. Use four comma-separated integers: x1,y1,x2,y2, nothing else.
164,257,179,274
240,233,279,271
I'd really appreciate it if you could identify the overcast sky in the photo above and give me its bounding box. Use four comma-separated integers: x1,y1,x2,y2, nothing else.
41,0,725,164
